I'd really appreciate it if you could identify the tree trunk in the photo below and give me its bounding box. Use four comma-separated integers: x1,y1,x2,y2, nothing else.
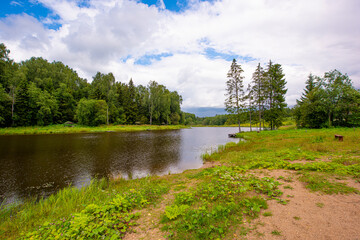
258,105,262,132
238,109,242,133
106,106,109,125
11,88,15,126
249,110,252,132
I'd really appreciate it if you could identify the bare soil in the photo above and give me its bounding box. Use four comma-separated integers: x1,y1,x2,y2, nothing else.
124,168,360,240
245,169,360,240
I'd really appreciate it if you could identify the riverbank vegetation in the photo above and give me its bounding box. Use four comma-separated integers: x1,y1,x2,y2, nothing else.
0,44,183,128
0,124,187,135
1,127,358,239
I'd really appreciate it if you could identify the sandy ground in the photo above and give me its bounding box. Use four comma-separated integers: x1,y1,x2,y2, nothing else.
245,169,360,240
124,168,360,240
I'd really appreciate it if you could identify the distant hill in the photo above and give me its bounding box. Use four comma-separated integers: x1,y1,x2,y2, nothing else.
182,107,226,117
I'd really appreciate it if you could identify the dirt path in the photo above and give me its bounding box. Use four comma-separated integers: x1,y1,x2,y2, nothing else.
245,169,360,240
124,168,360,240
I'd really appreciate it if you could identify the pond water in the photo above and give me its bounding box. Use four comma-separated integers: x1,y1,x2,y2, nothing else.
0,127,250,204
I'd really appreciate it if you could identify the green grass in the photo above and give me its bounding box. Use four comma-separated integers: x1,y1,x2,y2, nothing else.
271,230,282,236
161,166,279,239
299,172,359,194
316,202,324,208
263,211,273,217
0,124,187,135
0,177,170,239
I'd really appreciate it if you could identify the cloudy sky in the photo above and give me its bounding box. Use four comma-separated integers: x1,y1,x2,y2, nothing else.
1,0,359,114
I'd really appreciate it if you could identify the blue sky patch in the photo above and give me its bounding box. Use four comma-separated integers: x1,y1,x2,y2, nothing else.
204,47,257,63
1,0,51,19
134,52,173,65
0,0,61,29
140,0,214,12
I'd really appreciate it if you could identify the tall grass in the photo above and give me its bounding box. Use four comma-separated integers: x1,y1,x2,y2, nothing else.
0,177,169,239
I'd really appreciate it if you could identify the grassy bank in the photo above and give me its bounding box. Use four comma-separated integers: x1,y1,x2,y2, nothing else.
0,124,187,136
1,127,359,239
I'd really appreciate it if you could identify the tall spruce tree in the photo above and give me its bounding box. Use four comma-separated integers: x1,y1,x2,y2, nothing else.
264,61,287,130
225,59,245,133
297,73,317,105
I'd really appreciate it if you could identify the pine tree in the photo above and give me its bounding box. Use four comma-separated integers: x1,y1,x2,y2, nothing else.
245,83,254,131
225,59,245,133
13,78,31,126
251,63,266,131
264,61,287,130
297,73,317,105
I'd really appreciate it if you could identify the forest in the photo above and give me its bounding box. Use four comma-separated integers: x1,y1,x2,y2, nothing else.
0,43,183,127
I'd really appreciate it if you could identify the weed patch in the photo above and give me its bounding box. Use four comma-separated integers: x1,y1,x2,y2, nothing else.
161,166,281,239
299,173,359,194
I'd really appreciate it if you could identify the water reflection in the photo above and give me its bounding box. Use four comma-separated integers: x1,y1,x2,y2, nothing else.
0,127,245,204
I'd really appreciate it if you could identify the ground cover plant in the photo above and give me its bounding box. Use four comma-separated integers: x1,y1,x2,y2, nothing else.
161,166,282,239
0,177,170,239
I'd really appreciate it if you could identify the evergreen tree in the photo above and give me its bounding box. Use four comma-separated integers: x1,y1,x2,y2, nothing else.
13,78,31,126
264,61,287,130
245,83,254,131
298,73,317,104
251,63,266,131
225,59,245,133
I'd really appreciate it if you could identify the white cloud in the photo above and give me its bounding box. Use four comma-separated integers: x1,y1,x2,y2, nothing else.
0,0,359,109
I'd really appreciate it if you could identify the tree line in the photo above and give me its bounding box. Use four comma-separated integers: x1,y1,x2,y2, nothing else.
0,43,183,127
225,59,287,132
294,70,360,128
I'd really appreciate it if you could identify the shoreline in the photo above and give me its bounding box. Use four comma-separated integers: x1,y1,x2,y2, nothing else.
0,124,188,136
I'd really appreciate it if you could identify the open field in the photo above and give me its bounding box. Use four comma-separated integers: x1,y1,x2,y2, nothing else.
1,128,359,239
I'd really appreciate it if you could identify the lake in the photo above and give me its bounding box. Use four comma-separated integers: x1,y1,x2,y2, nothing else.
0,127,248,204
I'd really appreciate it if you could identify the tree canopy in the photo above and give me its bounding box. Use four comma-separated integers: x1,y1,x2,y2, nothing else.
0,43,184,127
294,70,360,128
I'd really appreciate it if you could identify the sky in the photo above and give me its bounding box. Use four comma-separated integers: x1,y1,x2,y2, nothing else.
1,0,359,114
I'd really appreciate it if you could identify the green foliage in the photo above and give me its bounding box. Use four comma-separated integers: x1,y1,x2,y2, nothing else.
299,173,359,194
295,69,360,128
174,191,195,205
225,59,245,132
76,98,108,126
263,61,288,130
0,44,184,127
271,230,281,236
11,178,170,239
263,211,272,217
165,205,189,220
162,166,280,239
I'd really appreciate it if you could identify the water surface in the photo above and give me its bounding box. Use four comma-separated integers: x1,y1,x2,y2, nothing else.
0,127,247,204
